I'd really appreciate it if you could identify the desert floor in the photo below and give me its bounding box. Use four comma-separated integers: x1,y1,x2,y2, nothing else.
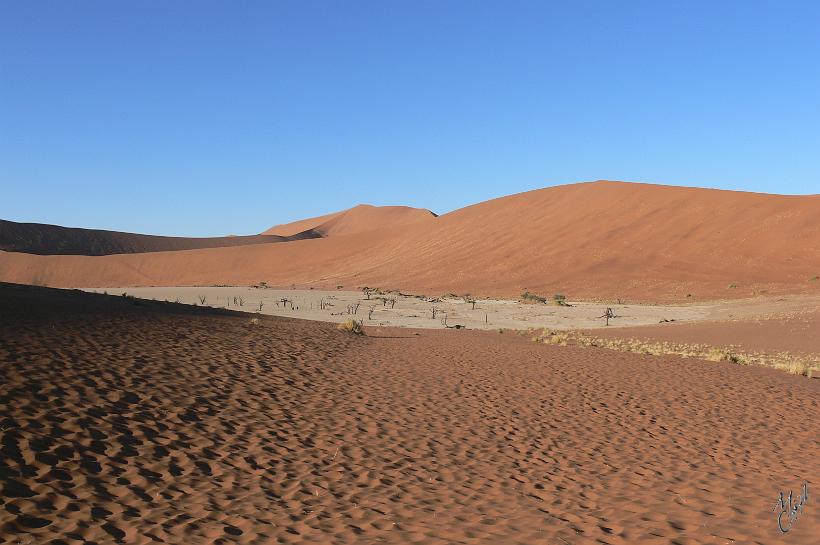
1,283,817,544
83,287,820,332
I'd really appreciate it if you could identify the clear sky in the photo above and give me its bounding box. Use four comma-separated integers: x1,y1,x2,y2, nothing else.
1,1,818,236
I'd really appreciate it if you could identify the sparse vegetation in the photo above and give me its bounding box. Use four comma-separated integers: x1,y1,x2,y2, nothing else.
598,307,617,326
520,292,569,306
337,319,364,335
527,328,818,376
521,292,547,304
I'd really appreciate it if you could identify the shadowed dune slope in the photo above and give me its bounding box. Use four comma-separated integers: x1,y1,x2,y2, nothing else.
1,181,819,300
0,219,320,256
263,204,436,237
0,283,817,544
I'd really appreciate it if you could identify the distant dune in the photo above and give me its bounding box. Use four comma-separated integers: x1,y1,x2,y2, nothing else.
0,219,319,256
263,204,436,237
1,181,819,301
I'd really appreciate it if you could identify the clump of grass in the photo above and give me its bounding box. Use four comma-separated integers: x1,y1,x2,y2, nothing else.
337,319,364,335
533,328,571,346
521,291,547,304
728,283,738,289
523,328,818,377
705,348,740,363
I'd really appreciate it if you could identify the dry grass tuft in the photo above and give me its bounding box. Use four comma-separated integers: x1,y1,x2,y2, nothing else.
337,319,364,335
526,328,818,377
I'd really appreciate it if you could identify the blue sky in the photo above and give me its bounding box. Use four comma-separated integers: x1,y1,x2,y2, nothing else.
1,1,818,236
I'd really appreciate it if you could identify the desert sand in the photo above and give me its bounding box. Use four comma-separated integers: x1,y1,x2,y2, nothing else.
1,283,817,544
588,303,820,356
86,286,715,331
2,181,819,301
263,204,436,237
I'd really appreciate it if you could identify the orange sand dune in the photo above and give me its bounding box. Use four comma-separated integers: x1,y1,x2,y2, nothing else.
0,218,318,256
263,204,436,237
1,181,819,301
1,283,817,544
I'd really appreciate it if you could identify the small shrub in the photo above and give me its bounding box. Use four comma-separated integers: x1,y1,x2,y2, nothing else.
728,283,738,289
337,319,364,335
553,294,567,305
521,292,547,304
810,275,819,282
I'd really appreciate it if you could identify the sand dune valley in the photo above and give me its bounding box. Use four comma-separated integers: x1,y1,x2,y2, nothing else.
1,181,819,545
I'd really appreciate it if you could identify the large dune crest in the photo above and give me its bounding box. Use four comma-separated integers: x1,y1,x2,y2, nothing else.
1,181,818,301
263,204,437,237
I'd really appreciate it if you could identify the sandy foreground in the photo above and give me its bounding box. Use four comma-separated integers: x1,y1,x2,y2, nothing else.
1,283,817,544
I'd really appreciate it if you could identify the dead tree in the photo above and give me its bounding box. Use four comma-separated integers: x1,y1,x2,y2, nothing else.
257,301,264,311
389,298,396,309
599,307,616,326
363,288,372,300
368,306,375,320
238,296,245,307
198,295,207,305
431,306,438,319
354,302,360,314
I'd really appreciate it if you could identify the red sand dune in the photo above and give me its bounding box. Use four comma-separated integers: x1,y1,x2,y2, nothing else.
1,283,817,544
1,181,819,301
0,218,319,256
263,204,436,237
